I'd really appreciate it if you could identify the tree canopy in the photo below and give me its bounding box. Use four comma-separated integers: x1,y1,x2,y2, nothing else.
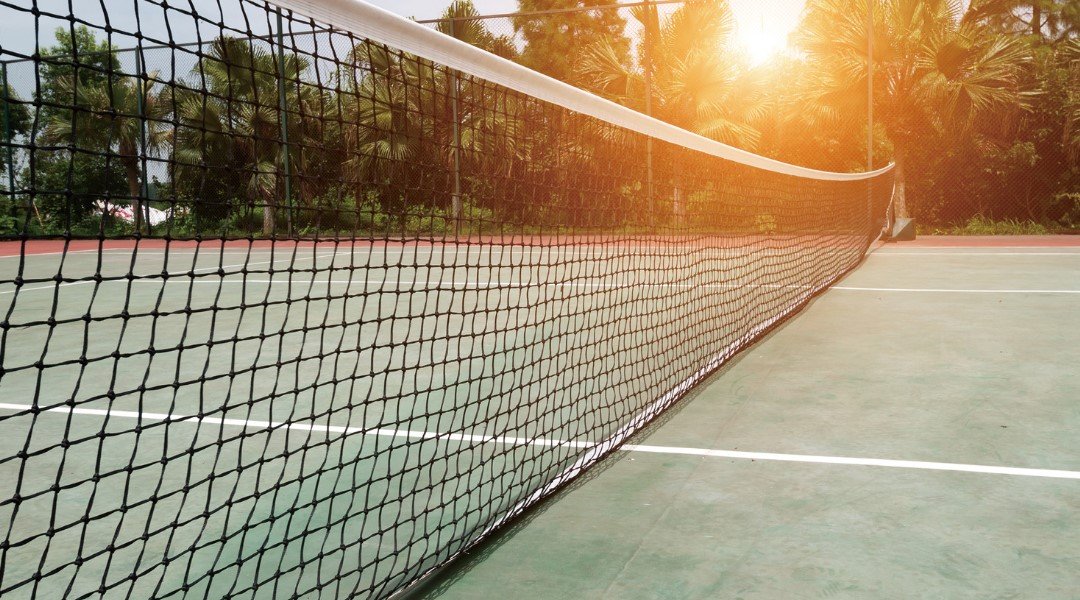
1,0,1076,237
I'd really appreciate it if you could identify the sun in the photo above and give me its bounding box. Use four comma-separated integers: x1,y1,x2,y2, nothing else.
736,25,790,66
727,0,804,66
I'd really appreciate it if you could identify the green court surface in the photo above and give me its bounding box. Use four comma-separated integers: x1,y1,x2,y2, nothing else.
1,237,1078,598
411,238,1080,599
0,238,869,598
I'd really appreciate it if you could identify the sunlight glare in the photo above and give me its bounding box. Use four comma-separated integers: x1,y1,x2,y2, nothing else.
737,25,789,66
727,0,806,66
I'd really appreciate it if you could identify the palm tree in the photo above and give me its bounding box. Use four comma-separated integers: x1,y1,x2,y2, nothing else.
43,70,169,232
795,0,1030,218
338,44,436,209
437,0,519,60
338,3,524,229
966,0,1078,43
575,1,766,223
171,37,315,236
577,1,765,146
1067,39,1080,162
514,0,630,85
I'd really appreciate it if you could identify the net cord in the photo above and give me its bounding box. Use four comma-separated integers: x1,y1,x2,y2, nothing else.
267,0,894,183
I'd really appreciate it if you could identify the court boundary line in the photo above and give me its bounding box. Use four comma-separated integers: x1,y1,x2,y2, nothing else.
0,251,340,296
7,278,1078,295
1,401,1076,480
832,286,1080,294
0,402,593,450
0,248,103,259
6,247,869,257
873,252,1080,256
622,445,1080,479
120,279,1080,295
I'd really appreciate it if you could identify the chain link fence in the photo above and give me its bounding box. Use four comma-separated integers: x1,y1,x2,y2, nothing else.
3,0,1077,235
421,0,1079,235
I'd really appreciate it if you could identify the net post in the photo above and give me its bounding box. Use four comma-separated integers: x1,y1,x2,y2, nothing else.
276,7,294,237
642,0,656,232
449,18,464,239
1,62,15,224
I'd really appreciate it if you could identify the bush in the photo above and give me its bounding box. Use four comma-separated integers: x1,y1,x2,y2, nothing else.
755,213,778,235
401,198,497,237
0,196,17,235
926,215,1051,235
1051,193,1080,230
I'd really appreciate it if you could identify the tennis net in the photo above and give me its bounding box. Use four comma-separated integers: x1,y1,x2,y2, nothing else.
0,0,893,597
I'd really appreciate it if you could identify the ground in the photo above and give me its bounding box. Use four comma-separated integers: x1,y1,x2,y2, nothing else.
413,237,1080,599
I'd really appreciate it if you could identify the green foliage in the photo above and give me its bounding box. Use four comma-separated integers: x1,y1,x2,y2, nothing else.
576,1,764,148
438,1,518,59
172,37,320,236
925,215,1051,235
20,149,129,233
514,0,629,85
1,70,31,178
967,0,1079,45
755,214,778,235
10,6,1075,239
38,26,121,107
401,199,497,237
0,196,17,235
19,27,140,231
1050,192,1080,229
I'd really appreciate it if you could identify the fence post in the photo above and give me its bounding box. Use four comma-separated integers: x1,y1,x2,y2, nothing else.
642,0,656,230
276,8,294,236
449,18,464,237
867,0,874,173
135,51,151,234
2,63,16,223
866,0,875,232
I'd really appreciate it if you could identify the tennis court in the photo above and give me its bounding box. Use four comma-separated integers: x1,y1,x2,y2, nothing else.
3,237,1077,598
0,234,878,598
411,236,1080,599
1,0,1076,598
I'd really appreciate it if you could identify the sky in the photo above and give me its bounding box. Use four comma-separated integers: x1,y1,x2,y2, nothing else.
368,0,518,21
1,0,810,60
369,0,809,65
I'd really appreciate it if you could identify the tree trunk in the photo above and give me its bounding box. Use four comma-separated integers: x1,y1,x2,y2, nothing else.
673,185,685,227
892,150,909,219
122,156,143,234
669,165,688,228
263,190,276,237
1031,3,1042,38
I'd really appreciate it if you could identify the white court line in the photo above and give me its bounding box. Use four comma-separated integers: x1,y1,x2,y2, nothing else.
833,286,1080,294
120,279,1080,295
123,279,787,289
622,445,1080,480
874,252,1080,256
31,247,1076,257
0,251,340,296
880,245,1080,249
1,279,99,295
0,248,104,259
0,402,591,450
8,278,1076,295
0,401,1076,480
86,248,814,257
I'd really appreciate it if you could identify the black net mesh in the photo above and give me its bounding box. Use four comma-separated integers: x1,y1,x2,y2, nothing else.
0,1,893,598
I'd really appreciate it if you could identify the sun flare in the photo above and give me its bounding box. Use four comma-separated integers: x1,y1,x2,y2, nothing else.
736,25,790,66
728,0,804,66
